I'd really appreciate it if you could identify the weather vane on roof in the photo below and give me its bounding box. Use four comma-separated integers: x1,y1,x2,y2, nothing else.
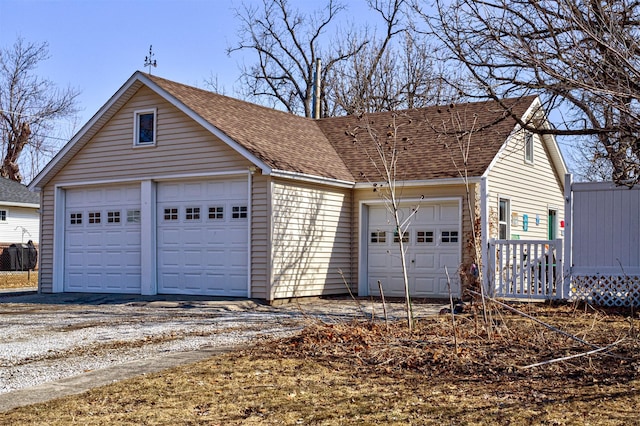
144,45,157,74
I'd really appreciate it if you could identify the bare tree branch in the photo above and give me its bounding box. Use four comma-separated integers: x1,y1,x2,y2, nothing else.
422,0,640,185
0,38,79,182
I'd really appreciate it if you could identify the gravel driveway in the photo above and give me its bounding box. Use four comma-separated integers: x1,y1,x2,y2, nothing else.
0,291,442,396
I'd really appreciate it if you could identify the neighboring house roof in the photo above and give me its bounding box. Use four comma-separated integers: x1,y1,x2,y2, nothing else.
29,71,567,190
0,178,39,207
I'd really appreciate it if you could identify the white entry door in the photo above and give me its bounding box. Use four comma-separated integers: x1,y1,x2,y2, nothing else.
367,201,461,298
156,178,249,296
64,185,142,293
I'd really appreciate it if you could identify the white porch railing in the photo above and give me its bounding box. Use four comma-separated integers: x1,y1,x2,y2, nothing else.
487,239,565,300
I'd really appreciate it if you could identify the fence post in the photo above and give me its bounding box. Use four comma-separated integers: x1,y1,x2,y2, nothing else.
555,238,563,299
563,173,573,300
487,238,496,297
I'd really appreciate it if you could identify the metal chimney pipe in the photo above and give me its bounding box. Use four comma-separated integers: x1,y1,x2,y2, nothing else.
313,58,321,119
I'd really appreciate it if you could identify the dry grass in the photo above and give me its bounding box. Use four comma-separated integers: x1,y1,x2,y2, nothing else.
1,302,639,425
0,271,37,289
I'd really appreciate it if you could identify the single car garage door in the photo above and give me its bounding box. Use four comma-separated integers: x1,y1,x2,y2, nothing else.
157,178,249,296
64,185,142,293
367,201,461,298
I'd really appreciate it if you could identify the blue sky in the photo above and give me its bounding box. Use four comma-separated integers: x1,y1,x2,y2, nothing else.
1,0,375,132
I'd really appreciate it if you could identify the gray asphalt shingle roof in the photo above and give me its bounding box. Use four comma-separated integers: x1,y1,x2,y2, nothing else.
0,178,39,205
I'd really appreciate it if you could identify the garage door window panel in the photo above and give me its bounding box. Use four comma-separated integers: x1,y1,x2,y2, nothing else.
393,230,409,244
185,207,201,220
208,206,224,220
441,230,459,243
370,231,386,243
232,205,248,219
107,211,121,224
70,212,82,225
164,208,178,221
127,209,141,223
88,212,101,224
416,230,434,244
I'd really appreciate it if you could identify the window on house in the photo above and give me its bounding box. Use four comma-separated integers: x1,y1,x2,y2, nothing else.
208,206,224,219
164,208,178,221
370,231,386,243
416,230,434,244
70,212,82,225
0,210,7,222
441,230,459,243
107,211,121,223
88,212,101,224
232,206,247,219
134,109,156,146
499,198,510,239
393,230,409,244
127,209,141,223
525,132,534,163
185,207,200,220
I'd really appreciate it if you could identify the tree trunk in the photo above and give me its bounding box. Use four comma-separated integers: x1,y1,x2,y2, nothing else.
1,122,29,182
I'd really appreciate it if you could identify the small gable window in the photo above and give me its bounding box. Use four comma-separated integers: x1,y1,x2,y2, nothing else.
0,210,6,222
134,108,157,146
524,132,534,164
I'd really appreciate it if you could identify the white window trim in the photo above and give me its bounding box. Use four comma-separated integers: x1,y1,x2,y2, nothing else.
0,208,8,223
498,197,511,240
133,108,157,147
524,132,534,164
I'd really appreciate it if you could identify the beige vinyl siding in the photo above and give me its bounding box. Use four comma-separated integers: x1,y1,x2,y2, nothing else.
38,86,253,293
353,184,478,288
38,187,54,292
270,179,352,300
487,131,564,240
53,87,252,183
250,173,270,299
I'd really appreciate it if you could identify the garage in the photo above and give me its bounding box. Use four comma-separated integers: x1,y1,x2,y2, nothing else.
156,178,249,296
367,200,461,298
64,185,142,293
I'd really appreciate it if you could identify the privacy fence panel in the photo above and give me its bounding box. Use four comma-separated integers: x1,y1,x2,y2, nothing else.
567,178,640,307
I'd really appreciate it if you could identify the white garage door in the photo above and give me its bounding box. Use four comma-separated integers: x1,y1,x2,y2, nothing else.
367,201,461,298
64,185,142,293
157,178,249,296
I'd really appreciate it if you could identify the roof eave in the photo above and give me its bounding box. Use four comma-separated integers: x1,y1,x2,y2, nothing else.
0,201,39,209
354,176,481,189
269,169,355,188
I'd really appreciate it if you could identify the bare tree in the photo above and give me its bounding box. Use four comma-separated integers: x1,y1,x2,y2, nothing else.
325,31,452,115
348,113,420,331
229,0,414,118
0,38,79,182
422,0,640,185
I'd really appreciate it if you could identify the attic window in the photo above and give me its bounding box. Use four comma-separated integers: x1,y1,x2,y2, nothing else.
524,132,534,164
0,210,7,222
134,108,156,146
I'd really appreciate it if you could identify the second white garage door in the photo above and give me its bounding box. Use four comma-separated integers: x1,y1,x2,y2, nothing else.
367,201,461,298
157,178,249,296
